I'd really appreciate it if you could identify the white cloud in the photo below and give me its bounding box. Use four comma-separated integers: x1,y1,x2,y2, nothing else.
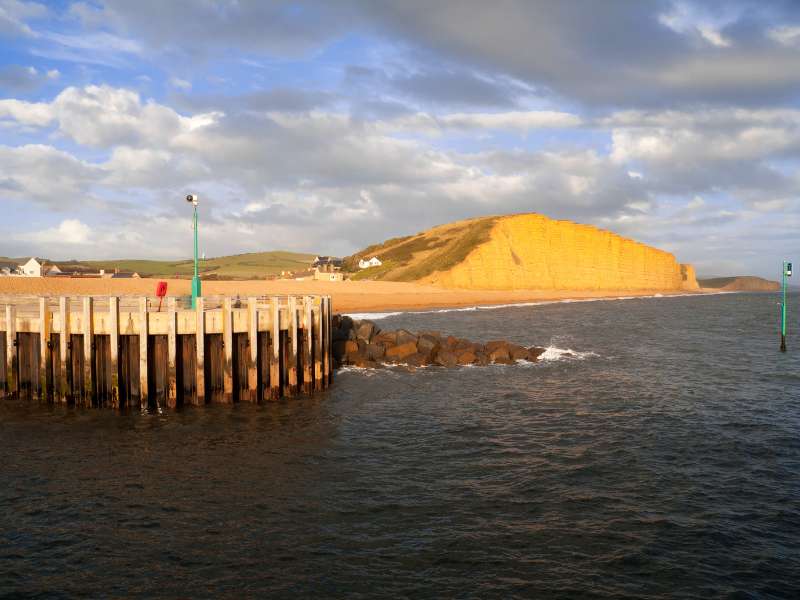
169,76,191,90
0,98,53,126
768,25,800,47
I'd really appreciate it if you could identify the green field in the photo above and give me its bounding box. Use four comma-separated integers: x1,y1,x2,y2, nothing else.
2,252,318,280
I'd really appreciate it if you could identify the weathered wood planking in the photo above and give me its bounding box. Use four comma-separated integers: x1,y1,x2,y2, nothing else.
0,295,332,409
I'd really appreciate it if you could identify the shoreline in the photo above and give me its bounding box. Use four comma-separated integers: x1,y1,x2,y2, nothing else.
0,277,718,313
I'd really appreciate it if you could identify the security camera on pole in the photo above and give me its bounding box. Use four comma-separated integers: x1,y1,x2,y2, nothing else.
187,194,202,309
781,260,792,352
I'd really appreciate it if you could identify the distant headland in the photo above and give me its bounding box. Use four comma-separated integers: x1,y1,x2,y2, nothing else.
345,213,699,292
698,276,780,292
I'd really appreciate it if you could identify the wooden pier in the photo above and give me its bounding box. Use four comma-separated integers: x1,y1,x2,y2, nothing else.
0,295,333,408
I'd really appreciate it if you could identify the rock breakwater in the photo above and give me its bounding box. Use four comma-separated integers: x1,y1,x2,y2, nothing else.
333,315,545,369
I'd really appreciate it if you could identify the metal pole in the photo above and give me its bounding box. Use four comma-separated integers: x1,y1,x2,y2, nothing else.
191,204,202,309
781,261,787,352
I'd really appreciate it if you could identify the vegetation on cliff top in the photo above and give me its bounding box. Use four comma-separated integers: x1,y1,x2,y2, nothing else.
699,276,780,291
344,216,499,282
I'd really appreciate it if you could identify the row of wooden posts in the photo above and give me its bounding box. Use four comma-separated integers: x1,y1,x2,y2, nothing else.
0,295,333,408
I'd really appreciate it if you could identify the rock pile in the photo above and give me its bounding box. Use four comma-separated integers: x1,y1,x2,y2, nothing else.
332,315,546,369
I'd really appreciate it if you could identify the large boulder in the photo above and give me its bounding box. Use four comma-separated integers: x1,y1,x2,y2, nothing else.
344,340,361,362
488,345,513,364
456,350,477,365
385,341,418,361
485,340,510,353
366,343,385,361
373,331,397,347
435,349,458,368
332,340,348,362
527,347,547,361
333,315,354,341
416,334,440,358
405,353,429,367
355,320,378,342
508,344,530,360
396,329,417,346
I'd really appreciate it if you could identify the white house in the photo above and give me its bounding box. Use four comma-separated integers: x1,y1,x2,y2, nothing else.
358,256,382,269
20,257,42,277
313,268,344,282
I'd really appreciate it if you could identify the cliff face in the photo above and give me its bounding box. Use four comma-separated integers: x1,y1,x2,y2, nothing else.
425,214,699,291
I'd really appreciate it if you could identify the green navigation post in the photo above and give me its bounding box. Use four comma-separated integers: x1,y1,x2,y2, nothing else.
781,260,792,352
187,194,202,309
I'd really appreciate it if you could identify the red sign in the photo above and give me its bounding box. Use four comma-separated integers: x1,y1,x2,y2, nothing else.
156,281,168,311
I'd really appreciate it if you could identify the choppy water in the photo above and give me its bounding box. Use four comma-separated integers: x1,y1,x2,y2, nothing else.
2,292,799,599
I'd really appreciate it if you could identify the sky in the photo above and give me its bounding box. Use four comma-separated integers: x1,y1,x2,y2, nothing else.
1,0,799,278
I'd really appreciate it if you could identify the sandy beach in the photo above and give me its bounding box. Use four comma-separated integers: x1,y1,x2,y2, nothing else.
0,277,711,314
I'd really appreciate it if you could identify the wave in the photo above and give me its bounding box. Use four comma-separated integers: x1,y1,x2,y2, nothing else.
538,346,599,361
345,312,403,320
344,291,730,320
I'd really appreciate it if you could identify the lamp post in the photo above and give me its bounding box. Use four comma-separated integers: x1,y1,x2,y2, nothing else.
187,194,201,308
781,260,792,352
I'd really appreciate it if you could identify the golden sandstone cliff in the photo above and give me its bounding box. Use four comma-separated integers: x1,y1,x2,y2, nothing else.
350,213,699,292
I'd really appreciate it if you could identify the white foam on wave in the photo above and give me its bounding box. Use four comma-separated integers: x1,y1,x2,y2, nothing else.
539,346,599,361
345,312,403,320
343,291,730,320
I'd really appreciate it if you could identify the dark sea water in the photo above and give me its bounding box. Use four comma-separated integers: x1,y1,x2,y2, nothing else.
2,292,799,599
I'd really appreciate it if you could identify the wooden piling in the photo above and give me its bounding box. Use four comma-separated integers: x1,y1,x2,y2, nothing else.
270,300,281,401
313,299,323,392
39,298,50,401
6,305,16,398
139,297,148,410
58,297,69,403
322,297,330,388
288,296,298,396
195,296,205,405
167,297,177,408
82,297,94,406
247,297,258,402
303,297,313,395
327,297,334,386
222,297,233,403
109,296,120,407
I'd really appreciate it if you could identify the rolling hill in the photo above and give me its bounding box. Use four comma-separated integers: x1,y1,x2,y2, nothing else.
1,251,317,280
344,213,699,291
699,276,780,291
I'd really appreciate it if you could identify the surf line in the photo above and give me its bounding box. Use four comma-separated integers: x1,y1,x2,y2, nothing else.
345,291,731,320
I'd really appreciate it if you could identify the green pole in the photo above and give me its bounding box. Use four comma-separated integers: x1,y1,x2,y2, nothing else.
781,261,787,352
191,203,202,309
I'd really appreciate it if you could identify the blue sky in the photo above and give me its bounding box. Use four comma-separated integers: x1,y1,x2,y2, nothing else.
1,0,800,278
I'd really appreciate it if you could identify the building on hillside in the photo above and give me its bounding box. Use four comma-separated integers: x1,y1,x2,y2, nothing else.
312,256,343,270
44,265,63,276
111,271,141,279
20,257,42,277
313,268,343,282
358,256,382,269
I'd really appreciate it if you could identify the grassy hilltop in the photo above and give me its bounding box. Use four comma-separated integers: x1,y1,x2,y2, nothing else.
2,251,317,280
698,276,780,291
343,216,499,282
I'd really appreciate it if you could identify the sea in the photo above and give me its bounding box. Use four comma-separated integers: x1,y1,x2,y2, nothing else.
1,292,798,599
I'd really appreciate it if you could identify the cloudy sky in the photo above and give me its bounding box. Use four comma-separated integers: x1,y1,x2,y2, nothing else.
1,0,799,277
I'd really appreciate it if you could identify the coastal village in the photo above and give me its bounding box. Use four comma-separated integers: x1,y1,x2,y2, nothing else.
0,254,383,282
